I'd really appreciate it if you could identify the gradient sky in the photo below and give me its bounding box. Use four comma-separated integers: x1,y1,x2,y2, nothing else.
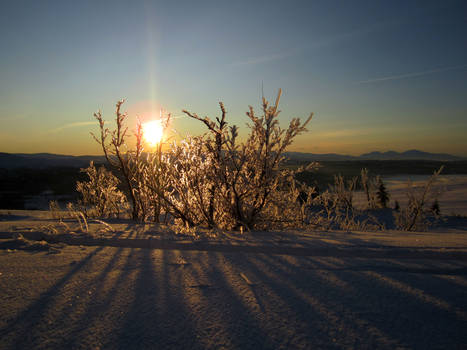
1,0,466,156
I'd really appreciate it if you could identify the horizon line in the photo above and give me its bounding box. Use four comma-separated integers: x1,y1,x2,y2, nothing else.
2,149,466,158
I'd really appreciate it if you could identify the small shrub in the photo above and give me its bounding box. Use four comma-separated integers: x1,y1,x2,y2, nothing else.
306,190,383,231
395,166,443,231
76,161,127,218
66,202,89,233
169,218,199,237
360,168,380,209
49,200,61,220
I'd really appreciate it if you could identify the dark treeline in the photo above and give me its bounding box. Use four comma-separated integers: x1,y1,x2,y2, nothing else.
1,160,467,210
0,167,87,209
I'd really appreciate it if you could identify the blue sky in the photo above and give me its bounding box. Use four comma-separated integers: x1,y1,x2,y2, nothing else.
1,0,466,155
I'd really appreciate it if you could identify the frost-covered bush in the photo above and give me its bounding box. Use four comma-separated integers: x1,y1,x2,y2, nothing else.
395,167,443,231
329,174,357,211
92,101,143,220
360,168,385,209
177,89,314,230
92,100,171,221
76,161,127,218
89,90,313,230
258,167,319,229
145,135,219,227
306,190,382,232
48,200,61,220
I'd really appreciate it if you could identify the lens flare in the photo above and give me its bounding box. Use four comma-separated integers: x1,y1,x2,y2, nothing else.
143,120,163,146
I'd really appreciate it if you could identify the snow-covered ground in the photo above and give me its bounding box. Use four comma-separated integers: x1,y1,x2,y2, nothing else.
384,174,467,217
351,174,467,217
1,244,466,349
0,208,466,349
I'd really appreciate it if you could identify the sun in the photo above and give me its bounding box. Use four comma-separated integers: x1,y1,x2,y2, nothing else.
142,120,163,146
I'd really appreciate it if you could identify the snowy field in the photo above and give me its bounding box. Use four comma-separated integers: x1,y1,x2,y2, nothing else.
0,206,467,349
351,174,467,217
384,174,467,217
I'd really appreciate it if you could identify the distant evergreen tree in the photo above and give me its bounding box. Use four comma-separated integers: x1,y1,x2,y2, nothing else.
376,180,390,208
431,199,441,216
394,200,400,212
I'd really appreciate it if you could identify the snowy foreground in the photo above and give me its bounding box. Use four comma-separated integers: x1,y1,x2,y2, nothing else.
0,211,466,349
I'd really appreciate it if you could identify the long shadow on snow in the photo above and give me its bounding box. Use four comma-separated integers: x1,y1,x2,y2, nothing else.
257,253,467,350
194,251,272,349
114,248,204,349
233,252,387,349
0,246,105,348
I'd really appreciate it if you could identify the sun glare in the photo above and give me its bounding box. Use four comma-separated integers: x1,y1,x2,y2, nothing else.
143,120,163,146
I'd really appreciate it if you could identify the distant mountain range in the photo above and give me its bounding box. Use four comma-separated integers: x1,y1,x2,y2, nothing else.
286,149,465,161
0,150,465,169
